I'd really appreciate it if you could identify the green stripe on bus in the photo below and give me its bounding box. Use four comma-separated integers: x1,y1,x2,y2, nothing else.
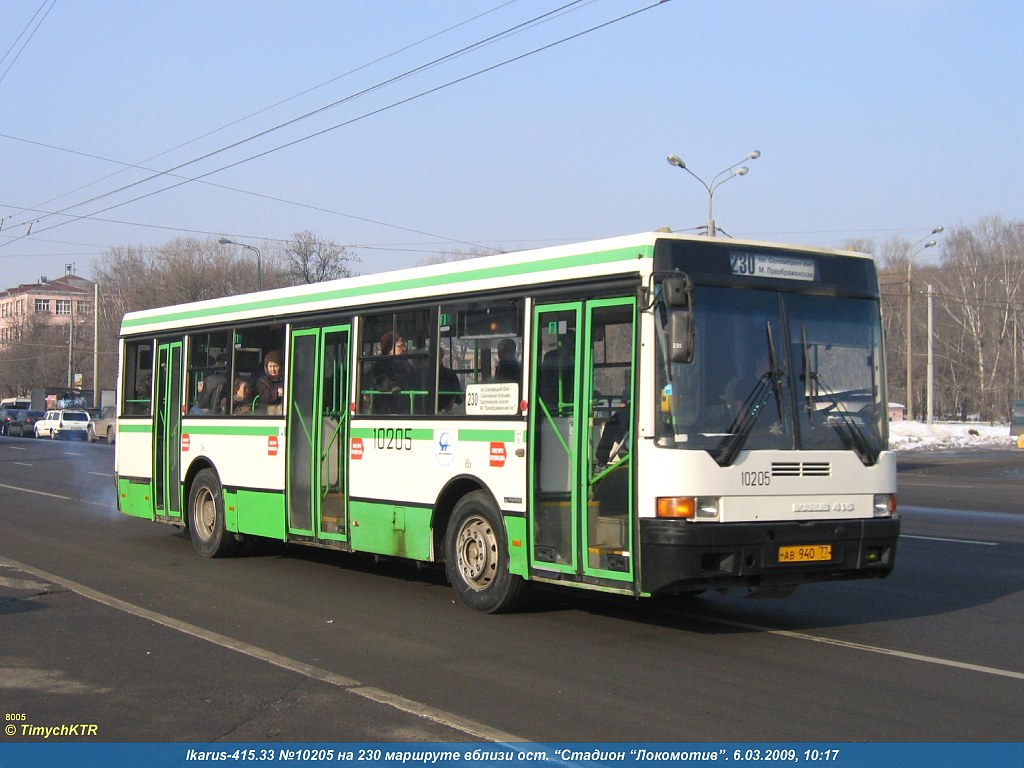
183,424,281,436
458,429,517,442
121,246,649,329
119,423,153,433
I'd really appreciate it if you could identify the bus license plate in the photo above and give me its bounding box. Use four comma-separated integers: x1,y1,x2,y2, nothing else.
778,544,832,563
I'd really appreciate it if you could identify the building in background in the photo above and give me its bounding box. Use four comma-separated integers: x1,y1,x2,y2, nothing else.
0,272,95,348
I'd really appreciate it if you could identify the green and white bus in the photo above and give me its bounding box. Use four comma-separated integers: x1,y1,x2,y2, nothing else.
115,232,899,612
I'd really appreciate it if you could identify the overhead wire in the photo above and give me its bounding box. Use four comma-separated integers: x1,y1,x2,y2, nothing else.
0,0,57,86
7,1,668,251
1,0,598,245
6,0,527,220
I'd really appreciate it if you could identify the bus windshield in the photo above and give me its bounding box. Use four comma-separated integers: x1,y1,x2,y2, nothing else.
656,285,887,464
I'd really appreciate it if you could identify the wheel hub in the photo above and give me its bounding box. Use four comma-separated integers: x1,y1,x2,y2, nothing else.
457,516,496,590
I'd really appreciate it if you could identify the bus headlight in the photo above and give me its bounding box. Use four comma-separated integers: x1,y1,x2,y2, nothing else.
656,496,720,520
873,493,896,517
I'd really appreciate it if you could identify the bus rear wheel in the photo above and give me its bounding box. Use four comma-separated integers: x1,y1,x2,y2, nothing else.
187,469,238,558
445,491,526,613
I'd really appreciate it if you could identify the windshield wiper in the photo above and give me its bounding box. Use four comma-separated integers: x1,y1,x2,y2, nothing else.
715,322,784,467
801,325,816,421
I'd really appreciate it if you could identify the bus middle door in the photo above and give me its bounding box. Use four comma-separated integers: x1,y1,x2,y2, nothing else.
287,325,350,543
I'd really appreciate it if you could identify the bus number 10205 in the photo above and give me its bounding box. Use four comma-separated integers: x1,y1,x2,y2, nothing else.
373,427,413,451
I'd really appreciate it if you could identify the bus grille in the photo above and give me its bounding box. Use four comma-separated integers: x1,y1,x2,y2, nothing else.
771,462,832,477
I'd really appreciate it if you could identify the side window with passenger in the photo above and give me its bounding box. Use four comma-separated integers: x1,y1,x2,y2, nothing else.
358,309,434,415
438,299,524,417
188,332,231,415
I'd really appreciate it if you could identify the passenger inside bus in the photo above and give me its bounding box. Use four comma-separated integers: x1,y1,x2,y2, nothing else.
231,376,253,415
192,354,229,414
253,350,284,414
539,332,575,415
493,338,522,385
372,332,415,413
437,353,464,413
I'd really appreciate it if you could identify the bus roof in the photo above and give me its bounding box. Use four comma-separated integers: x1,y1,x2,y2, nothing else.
119,231,873,337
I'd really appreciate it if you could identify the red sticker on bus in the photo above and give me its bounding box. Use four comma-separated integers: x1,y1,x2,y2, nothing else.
181,434,190,452
268,436,278,456
351,437,364,460
489,442,506,467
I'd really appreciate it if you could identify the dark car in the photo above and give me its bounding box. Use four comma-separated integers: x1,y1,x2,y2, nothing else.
0,408,21,435
9,410,45,437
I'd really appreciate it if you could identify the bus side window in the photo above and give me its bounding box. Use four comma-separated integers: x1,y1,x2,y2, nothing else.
439,299,524,417
122,340,153,417
358,309,434,415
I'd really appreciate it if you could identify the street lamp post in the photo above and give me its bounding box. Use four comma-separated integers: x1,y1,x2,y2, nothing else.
666,150,760,236
219,238,263,291
905,226,943,420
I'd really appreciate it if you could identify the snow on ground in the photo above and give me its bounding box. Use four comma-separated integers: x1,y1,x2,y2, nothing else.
889,420,1019,451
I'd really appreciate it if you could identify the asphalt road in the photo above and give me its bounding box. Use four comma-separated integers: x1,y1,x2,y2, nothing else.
1,436,1021,743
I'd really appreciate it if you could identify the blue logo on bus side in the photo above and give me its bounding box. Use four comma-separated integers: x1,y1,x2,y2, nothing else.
436,431,455,467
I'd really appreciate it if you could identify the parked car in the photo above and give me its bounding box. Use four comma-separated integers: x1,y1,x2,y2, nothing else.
34,410,60,438
34,409,91,439
0,408,21,435
9,410,45,437
86,406,116,443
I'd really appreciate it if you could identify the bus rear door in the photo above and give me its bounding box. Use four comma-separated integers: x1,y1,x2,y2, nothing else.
153,339,184,522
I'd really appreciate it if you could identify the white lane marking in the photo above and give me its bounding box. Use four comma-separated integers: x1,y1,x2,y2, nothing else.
902,534,998,546
0,482,110,508
0,556,523,743
0,575,52,591
684,613,1024,681
0,482,74,501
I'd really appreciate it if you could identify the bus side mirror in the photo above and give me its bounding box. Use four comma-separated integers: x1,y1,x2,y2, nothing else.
663,273,694,363
663,274,693,308
669,310,694,364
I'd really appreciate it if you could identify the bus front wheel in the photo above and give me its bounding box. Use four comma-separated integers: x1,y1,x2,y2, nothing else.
187,469,238,558
445,491,526,613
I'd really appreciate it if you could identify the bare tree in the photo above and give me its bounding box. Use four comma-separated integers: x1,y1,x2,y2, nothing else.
280,230,359,284
935,217,1024,419
0,313,77,396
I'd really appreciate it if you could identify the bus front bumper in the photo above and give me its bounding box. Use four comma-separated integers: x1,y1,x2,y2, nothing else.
639,516,899,596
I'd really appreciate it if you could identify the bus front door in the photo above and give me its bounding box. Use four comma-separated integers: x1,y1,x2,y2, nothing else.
531,300,637,586
153,339,184,522
287,326,350,543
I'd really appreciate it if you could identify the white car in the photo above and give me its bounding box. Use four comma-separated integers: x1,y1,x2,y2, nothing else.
34,409,91,440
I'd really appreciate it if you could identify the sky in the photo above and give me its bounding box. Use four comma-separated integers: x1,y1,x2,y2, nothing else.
2,1,1022,287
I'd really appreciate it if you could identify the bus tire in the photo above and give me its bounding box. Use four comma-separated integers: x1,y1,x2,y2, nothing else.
187,469,238,558
445,491,526,613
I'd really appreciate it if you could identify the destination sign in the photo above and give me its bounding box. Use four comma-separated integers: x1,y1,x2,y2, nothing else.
730,251,816,281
